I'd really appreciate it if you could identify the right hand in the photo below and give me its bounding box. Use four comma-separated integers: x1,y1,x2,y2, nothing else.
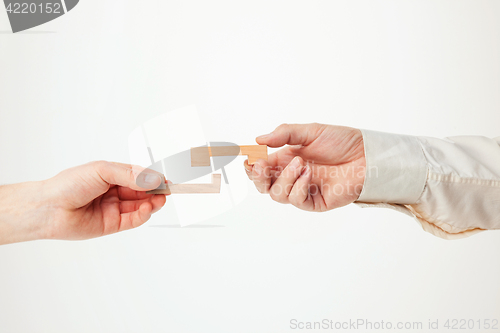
244,123,366,212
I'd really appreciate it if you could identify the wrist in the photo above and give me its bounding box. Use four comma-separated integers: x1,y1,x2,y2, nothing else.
343,128,366,202
354,156,366,200
0,180,52,244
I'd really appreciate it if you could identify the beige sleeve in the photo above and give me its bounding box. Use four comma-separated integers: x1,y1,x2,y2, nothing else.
355,130,500,240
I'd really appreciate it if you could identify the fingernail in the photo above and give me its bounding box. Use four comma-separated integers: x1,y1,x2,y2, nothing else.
257,133,271,140
144,174,161,186
301,165,311,177
253,163,262,175
289,156,301,169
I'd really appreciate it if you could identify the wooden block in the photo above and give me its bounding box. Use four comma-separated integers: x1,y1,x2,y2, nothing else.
190,146,211,167
239,145,268,165
146,174,221,194
191,145,268,167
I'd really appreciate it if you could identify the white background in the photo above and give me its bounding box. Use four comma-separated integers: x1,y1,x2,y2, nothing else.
1,1,499,332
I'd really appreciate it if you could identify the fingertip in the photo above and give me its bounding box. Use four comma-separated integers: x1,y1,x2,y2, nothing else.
159,194,167,205
136,172,163,190
243,159,252,172
151,194,167,213
288,165,313,209
252,161,264,178
295,156,305,167
256,130,272,139
256,135,270,145
248,159,270,193
154,193,167,201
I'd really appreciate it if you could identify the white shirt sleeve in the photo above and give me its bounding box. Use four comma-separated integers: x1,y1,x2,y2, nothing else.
355,129,500,240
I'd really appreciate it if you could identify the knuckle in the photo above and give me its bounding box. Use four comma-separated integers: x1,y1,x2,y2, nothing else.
276,123,289,132
269,186,287,203
92,160,109,169
91,161,111,179
288,195,300,206
289,189,306,207
125,167,135,181
269,189,280,201
252,179,262,188
253,181,266,194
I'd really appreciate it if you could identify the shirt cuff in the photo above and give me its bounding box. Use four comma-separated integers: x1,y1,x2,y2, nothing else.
356,129,428,204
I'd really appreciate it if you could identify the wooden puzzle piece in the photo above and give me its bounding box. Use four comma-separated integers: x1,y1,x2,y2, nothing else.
147,174,221,195
147,144,265,194
191,145,268,167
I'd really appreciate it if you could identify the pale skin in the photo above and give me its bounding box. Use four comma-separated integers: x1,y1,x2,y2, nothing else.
244,123,366,212
0,161,168,245
0,123,365,245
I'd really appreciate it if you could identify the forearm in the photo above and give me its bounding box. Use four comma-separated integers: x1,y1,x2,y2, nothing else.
0,181,50,245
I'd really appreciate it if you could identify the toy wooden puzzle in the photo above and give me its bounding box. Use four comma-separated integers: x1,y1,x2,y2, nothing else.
147,145,267,194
